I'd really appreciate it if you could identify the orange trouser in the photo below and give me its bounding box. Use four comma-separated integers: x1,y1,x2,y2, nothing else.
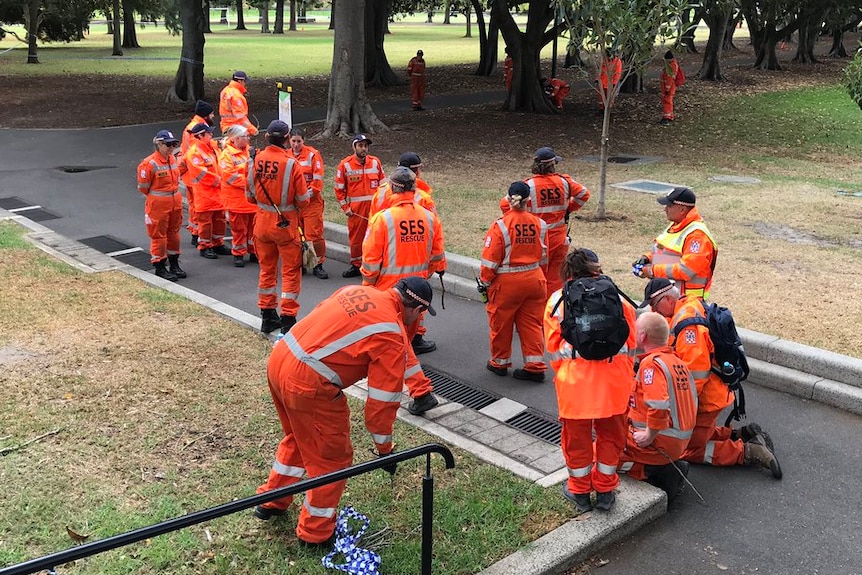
256,228,302,317
301,196,326,263
620,431,687,481
682,409,744,466
197,210,226,250
486,271,548,373
145,194,183,263
256,376,352,544
346,208,370,266
228,211,256,257
561,414,627,495
661,87,676,120
552,86,570,108
545,232,569,297
411,78,426,106
183,182,199,235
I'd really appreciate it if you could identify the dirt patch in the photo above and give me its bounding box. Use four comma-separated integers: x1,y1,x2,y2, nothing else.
0,345,41,366
753,221,862,250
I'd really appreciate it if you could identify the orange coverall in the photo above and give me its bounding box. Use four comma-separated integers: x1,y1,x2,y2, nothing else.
256,286,412,543
546,78,570,110
671,297,743,466
136,150,183,263
407,55,427,108
185,139,225,251
597,56,622,110
645,206,717,299
619,346,698,479
219,80,258,136
218,143,256,258
545,290,636,495
503,55,513,92
370,177,436,217
481,210,548,375
178,114,209,237
288,144,327,264
247,145,311,318
334,154,384,267
660,57,680,120
500,174,590,296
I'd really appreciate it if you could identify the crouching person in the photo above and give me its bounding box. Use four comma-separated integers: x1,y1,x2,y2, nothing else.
620,312,698,503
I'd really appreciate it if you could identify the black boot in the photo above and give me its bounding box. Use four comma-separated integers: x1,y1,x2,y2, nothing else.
190,234,199,247
280,315,297,334
167,255,187,279
260,309,281,334
199,247,217,259
154,259,178,281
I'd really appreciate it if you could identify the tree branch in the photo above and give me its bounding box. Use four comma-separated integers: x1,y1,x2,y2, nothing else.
0,26,29,44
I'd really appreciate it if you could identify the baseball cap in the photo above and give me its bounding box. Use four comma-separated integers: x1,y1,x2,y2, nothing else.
398,152,423,169
390,166,417,190
581,248,599,263
266,120,290,137
397,277,437,316
657,186,696,207
508,181,530,198
154,129,180,144
535,146,562,163
352,134,372,146
232,70,249,81
194,100,214,117
639,278,675,308
189,123,215,136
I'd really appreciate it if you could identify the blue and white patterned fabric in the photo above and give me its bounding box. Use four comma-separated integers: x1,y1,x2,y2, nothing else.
321,507,381,575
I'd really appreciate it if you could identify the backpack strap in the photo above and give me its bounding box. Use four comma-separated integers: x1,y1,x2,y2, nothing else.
671,316,708,344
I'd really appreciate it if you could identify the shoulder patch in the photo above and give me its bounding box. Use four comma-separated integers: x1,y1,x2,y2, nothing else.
684,328,697,345
643,367,654,385
689,240,701,253
140,169,147,178
484,236,492,248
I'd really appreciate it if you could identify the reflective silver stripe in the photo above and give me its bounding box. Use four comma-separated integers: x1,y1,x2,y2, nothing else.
658,427,693,440
370,432,393,444
596,462,617,475
192,172,206,184
258,204,296,213
303,499,335,518
296,189,312,203
308,322,404,371
498,262,540,273
313,174,324,181
281,291,299,300
704,441,716,464
258,287,277,295
424,209,435,263
149,190,175,197
272,461,305,477
548,350,567,361
653,356,696,441
349,194,375,202
336,183,346,190
367,386,403,403
532,204,566,214
496,219,512,269
226,174,242,185
568,463,592,478
690,369,710,380
383,210,398,271
338,198,349,206
631,420,647,429
547,220,566,229
572,186,589,205
429,253,445,262
527,179,539,208
138,183,151,191
404,363,422,378
149,160,171,171
362,261,382,273
645,399,670,410
385,263,430,276
491,357,511,364
481,258,500,269
539,220,548,265
619,461,634,473
281,331,343,387
280,158,296,206
524,355,544,363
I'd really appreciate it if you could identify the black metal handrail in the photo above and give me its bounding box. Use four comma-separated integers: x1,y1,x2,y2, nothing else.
1,443,456,575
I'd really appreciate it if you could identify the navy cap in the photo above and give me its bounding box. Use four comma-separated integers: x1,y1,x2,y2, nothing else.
154,129,179,144
266,119,290,137
535,146,562,163
639,278,675,308
194,100,214,117
189,123,215,136
232,70,249,81
398,152,422,169
657,186,696,207
352,134,372,146
397,277,436,316
508,181,530,198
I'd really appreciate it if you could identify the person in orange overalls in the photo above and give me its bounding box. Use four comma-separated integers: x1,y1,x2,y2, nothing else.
218,125,256,267
246,120,311,335
219,70,258,136
362,166,446,356
287,127,328,279
407,49,427,110
503,48,513,93
179,99,216,246
633,186,717,300
619,311,698,502
185,123,228,259
136,129,185,281
481,182,548,382
334,134,384,278
500,146,590,297
644,278,782,479
253,277,440,545
544,248,636,513
370,152,437,217
543,77,571,110
596,49,622,112
659,50,681,124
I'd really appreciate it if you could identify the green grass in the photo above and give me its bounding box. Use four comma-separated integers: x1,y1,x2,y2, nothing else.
0,221,31,249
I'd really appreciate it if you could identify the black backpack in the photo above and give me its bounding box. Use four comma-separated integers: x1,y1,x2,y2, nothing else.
673,302,749,423
551,275,633,361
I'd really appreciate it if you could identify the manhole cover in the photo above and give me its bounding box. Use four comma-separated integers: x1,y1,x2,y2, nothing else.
709,175,761,184
578,155,664,166
55,166,115,173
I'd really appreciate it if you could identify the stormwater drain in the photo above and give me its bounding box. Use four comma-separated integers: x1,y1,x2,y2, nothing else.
505,409,562,445
114,251,153,270
17,208,60,222
80,235,134,254
578,154,664,166
80,235,150,269
607,156,638,164
0,196,31,210
610,179,681,195
423,366,501,411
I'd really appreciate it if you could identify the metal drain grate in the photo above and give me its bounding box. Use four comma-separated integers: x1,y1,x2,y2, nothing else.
0,197,30,210
423,366,501,411
79,235,134,254
506,409,562,445
114,251,153,270
22,208,61,222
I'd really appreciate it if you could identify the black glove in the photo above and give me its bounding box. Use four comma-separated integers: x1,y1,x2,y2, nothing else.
564,211,571,224
436,270,445,278
377,451,397,475
632,256,650,267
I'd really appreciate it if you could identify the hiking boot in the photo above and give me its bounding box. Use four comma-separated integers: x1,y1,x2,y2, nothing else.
561,485,592,513
486,362,508,376
280,315,297,334
744,435,783,479
213,245,231,256
594,491,616,512
167,255,187,279
190,234,199,247
412,335,436,355
512,369,545,382
153,259,178,282
659,118,673,125
260,308,281,334
234,255,245,268
408,392,439,416
732,422,774,452
199,247,217,259
253,505,285,521
342,265,361,278
249,253,259,263
312,264,329,279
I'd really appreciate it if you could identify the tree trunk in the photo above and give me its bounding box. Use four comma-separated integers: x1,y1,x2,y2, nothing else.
473,0,499,76
464,3,471,38
112,0,123,55
235,0,246,30
443,0,451,24
698,5,730,80
320,0,387,138
122,0,140,48
723,12,741,51
680,8,701,53
166,0,206,103
24,0,41,64
792,16,819,64
289,0,296,30
753,32,782,70
596,106,612,219
829,30,847,58
274,0,284,33
106,9,113,34
364,0,402,87
619,70,643,93
204,0,213,33
260,2,270,33
329,0,335,29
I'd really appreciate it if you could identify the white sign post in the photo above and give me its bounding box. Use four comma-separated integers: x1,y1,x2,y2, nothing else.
277,83,293,130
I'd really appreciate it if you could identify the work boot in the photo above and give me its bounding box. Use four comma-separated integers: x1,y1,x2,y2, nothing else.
280,315,297,334
167,255,187,279
249,253,259,263
190,234,199,247
561,485,592,513
594,491,616,512
199,247,217,259
486,362,508,376
153,259,178,282
408,392,439,416
253,505,285,521
213,245,231,256
297,533,336,550
342,265,361,278
234,255,245,268
512,369,545,382
732,422,774,452
260,308,281,334
312,264,329,279
411,334,436,354
744,435,782,479
659,118,673,125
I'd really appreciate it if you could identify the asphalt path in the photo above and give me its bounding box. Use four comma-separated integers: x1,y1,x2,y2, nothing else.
2,93,861,574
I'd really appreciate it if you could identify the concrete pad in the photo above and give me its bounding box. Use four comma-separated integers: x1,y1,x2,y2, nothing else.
813,379,862,416
420,400,463,420
477,478,666,575
708,175,761,184
480,397,527,422
472,422,525,447
747,358,818,400
536,468,570,488
739,328,780,361
766,339,862,389
529,451,566,475
507,440,559,466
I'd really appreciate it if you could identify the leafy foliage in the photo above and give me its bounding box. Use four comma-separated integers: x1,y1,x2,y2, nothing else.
843,45,862,111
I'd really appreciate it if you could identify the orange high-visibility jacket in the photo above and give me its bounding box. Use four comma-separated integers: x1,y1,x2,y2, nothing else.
630,346,698,453
598,56,622,87
334,155,384,216
137,151,180,197
647,206,717,298
660,58,679,94
370,178,436,217
219,80,258,136
544,287,636,420
179,115,208,179
407,56,426,78
218,144,255,214
361,192,446,290
270,285,413,455
670,297,734,413
288,145,325,197
499,173,590,238
246,145,310,234
479,210,548,286
185,139,223,212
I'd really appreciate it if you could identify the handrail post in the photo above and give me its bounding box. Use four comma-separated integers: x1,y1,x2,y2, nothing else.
422,452,433,575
